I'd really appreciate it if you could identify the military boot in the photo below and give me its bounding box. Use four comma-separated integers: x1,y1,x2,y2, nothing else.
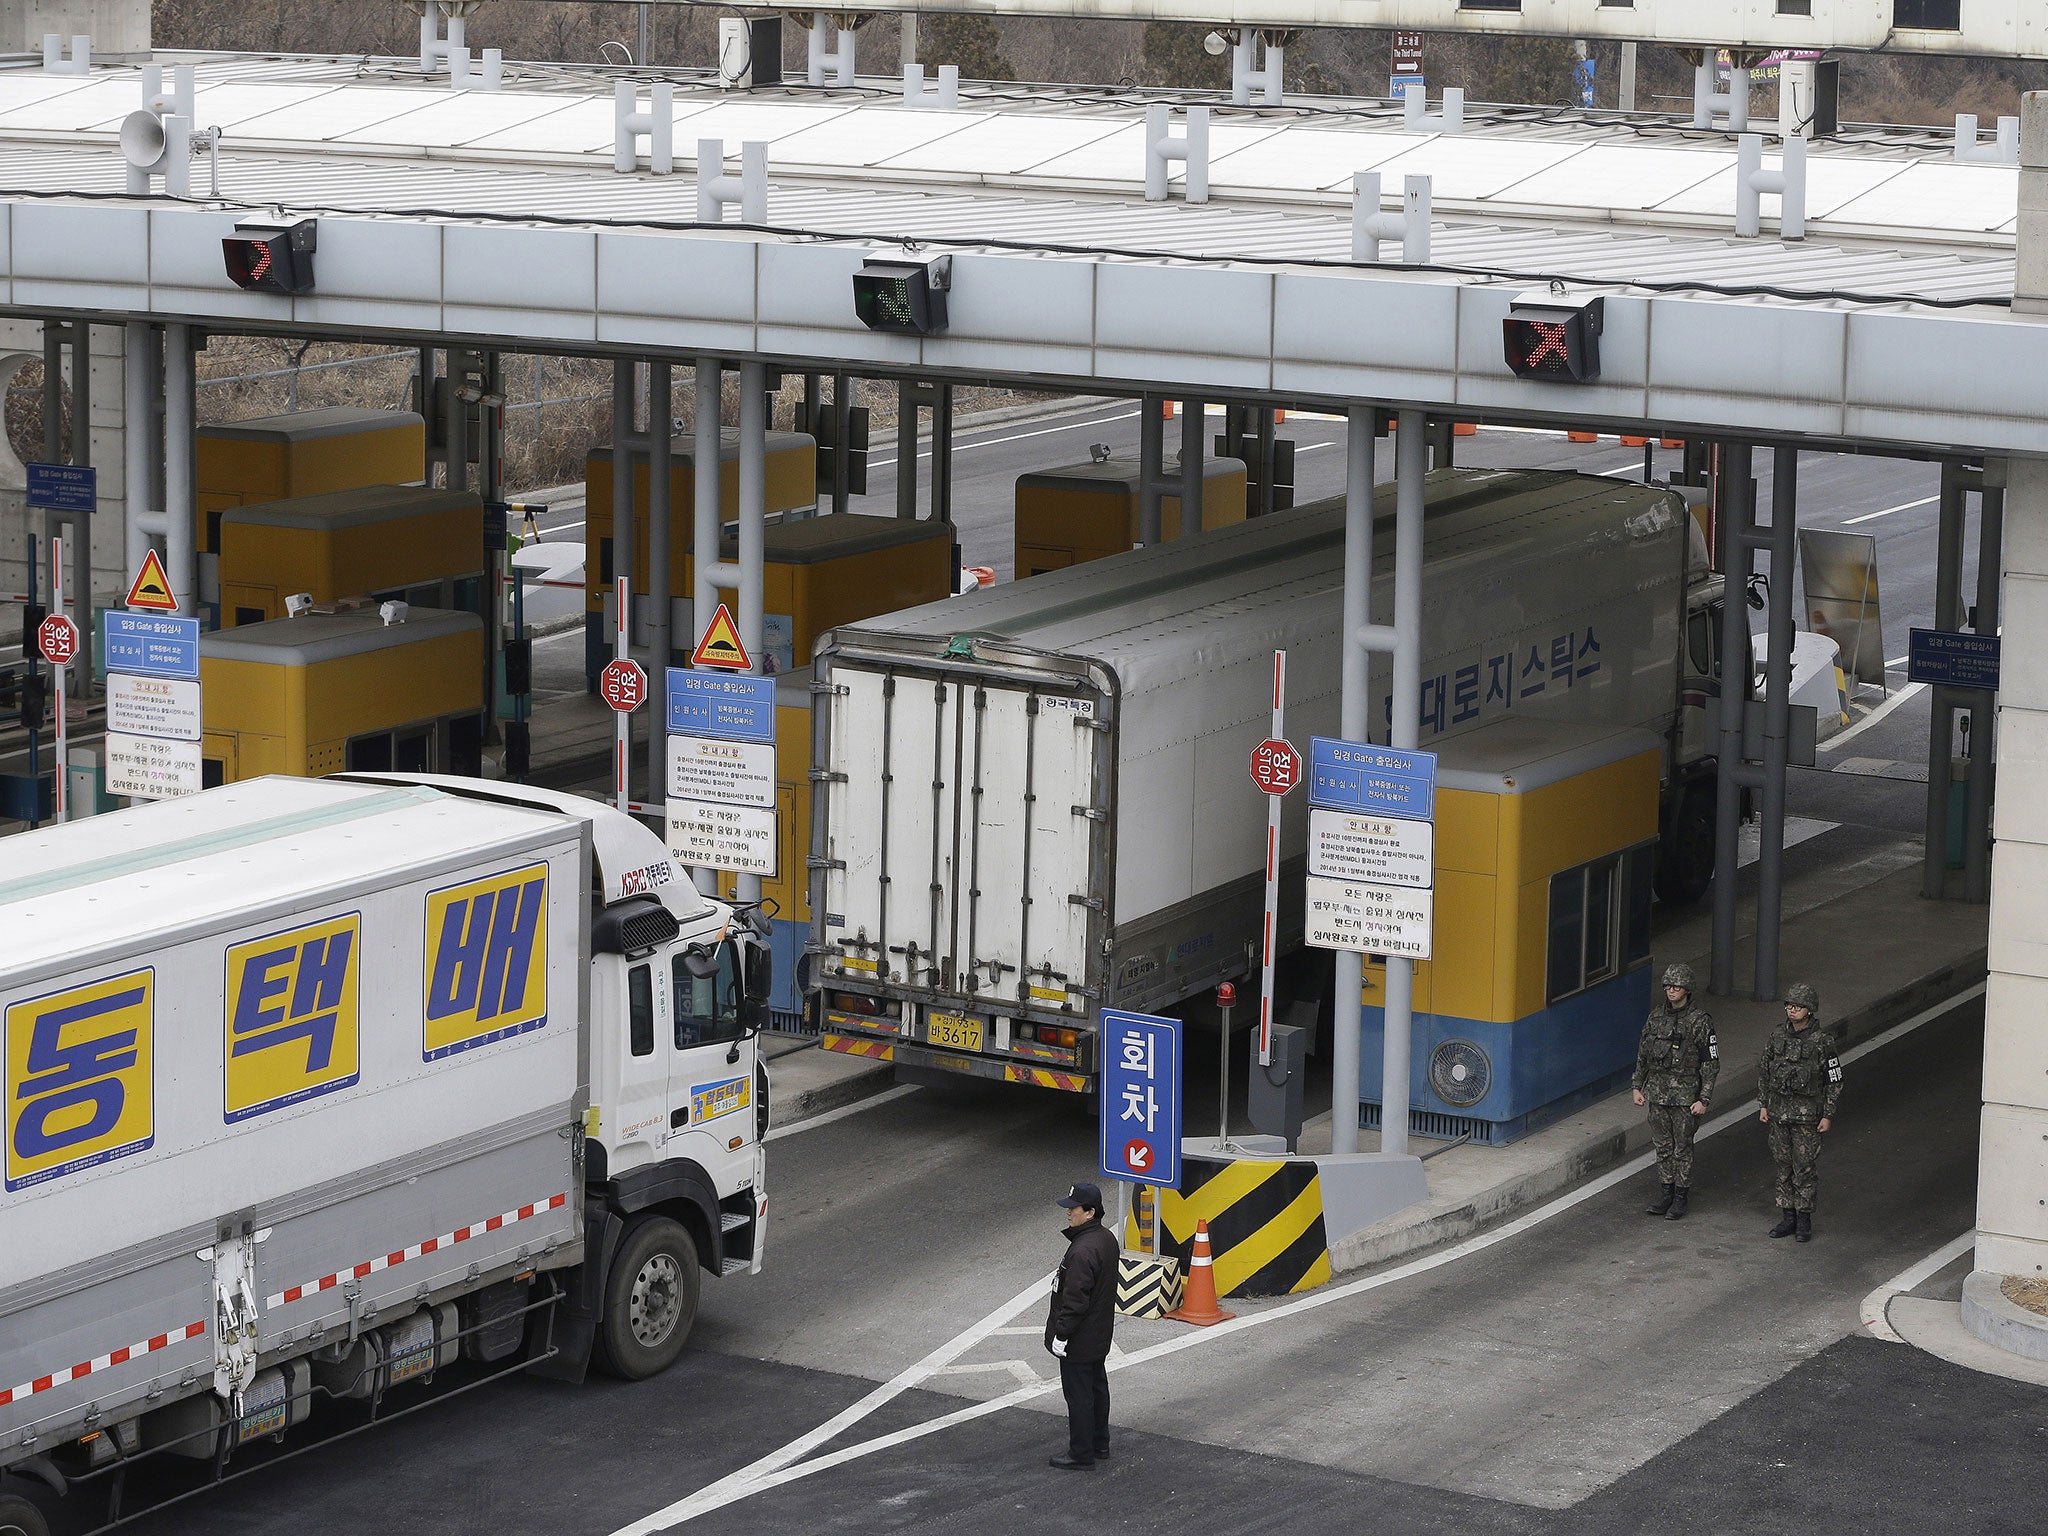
1646,1183,1675,1216
1665,1188,1690,1221
1795,1211,1812,1243
1768,1209,1797,1238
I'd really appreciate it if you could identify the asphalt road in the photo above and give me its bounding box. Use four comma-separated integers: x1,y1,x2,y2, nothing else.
104,992,2026,1536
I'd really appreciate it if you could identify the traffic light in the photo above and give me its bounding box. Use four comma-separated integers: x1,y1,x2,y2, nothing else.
1504,296,1604,384
223,219,318,295
852,256,951,335
16,670,45,732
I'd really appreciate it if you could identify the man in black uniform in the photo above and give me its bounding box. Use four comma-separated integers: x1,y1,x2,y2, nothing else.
1045,1181,1120,1470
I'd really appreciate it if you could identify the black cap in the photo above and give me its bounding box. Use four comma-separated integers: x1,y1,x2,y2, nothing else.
1057,1182,1103,1211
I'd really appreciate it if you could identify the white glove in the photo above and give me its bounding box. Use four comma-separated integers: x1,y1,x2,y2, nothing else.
1051,1337,1068,1358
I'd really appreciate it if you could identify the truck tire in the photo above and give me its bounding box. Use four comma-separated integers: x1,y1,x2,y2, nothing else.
1655,781,1717,907
0,1489,54,1536
594,1214,702,1379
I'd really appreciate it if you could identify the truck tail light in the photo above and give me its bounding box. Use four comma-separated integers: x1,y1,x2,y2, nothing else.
830,991,898,1018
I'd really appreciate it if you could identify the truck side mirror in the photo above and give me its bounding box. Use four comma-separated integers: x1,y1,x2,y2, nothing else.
742,942,772,1032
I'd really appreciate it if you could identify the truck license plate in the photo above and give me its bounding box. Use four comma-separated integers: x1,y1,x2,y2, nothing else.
926,1012,984,1052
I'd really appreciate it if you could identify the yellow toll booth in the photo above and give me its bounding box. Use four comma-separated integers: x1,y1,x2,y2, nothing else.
200,608,485,785
218,486,484,628
1014,455,1247,577
584,511,954,682
196,407,425,555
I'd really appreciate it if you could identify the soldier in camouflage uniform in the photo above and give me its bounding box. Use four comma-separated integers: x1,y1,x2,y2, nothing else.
1632,962,1719,1221
1759,982,1841,1243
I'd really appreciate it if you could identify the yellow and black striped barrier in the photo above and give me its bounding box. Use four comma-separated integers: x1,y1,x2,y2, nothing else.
1115,1253,1185,1319
1123,1152,1332,1299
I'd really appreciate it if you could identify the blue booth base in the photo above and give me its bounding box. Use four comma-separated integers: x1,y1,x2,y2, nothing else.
1356,965,1649,1146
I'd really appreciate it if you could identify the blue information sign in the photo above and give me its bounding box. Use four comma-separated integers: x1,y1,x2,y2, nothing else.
1099,1008,1182,1189
1907,628,2000,692
1309,737,1437,820
102,612,200,681
666,668,776,744
25,462,96,514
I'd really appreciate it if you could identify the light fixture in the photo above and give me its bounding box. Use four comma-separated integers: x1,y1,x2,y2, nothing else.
1504,294,1604,384
223,218,317,296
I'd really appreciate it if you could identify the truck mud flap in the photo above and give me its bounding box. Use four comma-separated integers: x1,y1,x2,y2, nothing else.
526,1207,621,1384
881,1037,1092,1094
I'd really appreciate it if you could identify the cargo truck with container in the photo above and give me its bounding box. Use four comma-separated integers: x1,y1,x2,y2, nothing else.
806,467,1732,1095
0,774,771,1535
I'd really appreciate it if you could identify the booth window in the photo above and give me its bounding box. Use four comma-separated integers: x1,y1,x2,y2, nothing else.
1894,0,1960,29
1547,841,1655,1005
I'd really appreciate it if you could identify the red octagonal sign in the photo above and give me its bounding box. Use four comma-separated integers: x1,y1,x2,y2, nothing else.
600,657,649,714
36,614,80,666
1249,737,1302,796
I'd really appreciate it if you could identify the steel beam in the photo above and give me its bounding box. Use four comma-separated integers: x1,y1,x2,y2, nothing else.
1710,444,1753,997
647,361,672,800
1964,466,2004,903
1753,447,1798,1000
1179,398,1203,538
1137,395,1164,547
736,358,768,907
1331,404,1376,1156
1381,409,1427,1156
1924,463,1968,899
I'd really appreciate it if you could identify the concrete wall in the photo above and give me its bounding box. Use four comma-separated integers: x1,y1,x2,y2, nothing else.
2,2,150,55
1979,93,2048,1280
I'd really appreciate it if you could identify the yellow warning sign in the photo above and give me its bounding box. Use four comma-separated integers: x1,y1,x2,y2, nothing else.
690,603,751,672
124,549,179,613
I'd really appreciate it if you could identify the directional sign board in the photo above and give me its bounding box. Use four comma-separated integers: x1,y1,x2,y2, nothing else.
1099,1008,1181,1189
1305,876,1434,959
668,735,775,808
26,462,95,514
1309,738,1436,819
102,612,200,681
1310,807,1434,890
36,614,79,666
1908,627,2000,692
667,668,775,744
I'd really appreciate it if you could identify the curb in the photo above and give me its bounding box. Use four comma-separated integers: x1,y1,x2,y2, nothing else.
1328,949,1989,1277
766,1053,898,1131
1961,1270,2048,1362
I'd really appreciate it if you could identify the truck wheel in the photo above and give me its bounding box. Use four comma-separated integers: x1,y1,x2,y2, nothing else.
595,1215,702,1379
0,1489,54,1536
1655,782,1717,906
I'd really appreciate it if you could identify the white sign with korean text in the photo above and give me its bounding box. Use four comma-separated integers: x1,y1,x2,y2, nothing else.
106,732,203,800
666,734,775,809
666,798,778,876
1309,807,1434,889
107,673,203,742
1305,876,1434,959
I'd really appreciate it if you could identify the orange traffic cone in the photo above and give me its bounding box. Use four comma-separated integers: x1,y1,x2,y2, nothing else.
1164,1219,1236,1327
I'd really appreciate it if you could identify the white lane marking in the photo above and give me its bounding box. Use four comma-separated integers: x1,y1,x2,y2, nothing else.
626,984,1984,1529
764,1083,919,1142
869,409,1141,470
1843,495,1936,526
928,1359,1045,1389
1858,1231,1976,1344
1817,682,1926,753
1886,656,1909,668
612,1273,1053,1534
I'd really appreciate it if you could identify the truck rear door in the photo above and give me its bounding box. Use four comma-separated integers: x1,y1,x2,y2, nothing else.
820,658,1104,1028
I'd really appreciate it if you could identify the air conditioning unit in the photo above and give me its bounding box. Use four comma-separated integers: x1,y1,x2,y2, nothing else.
718,17,783,90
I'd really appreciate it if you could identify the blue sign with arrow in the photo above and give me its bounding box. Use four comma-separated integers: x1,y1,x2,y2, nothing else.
1099,1008,1182,1189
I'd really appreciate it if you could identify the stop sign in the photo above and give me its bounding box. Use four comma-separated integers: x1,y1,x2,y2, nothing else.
36,614,79,666
599,657,648,713
1249,737,1302,796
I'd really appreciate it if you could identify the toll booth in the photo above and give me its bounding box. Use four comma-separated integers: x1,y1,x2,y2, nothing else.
1359,719,1662,1146
584,511,954,684
199,608,485,785
1013,455,1247,577
217,486,484,628
196,407,426,556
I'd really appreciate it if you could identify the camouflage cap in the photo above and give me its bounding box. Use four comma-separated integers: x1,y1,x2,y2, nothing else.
1660,963,1696,992
1784,981,1820,1013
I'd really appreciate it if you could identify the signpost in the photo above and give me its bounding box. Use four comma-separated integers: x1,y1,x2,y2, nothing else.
1247,653,1298,1065
46,539,69,821
1099,1007,1182,1199
26,462,96,515
604,577,643,813
101,612,200,681
36,613,79,668
101,554,204,804
1390,29,1424,99
1908,627,2000,692
664,664,781,876
1307,737,1439,961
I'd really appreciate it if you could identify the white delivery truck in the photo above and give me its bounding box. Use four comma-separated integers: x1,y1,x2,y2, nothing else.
807,467,1730,1095
0,774,770,1535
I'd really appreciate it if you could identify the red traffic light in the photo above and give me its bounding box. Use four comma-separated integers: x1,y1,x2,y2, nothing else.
223,219,317,295
1504,296,1604,384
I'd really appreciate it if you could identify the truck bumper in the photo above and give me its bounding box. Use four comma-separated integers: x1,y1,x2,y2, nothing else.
820,1031,1092,1094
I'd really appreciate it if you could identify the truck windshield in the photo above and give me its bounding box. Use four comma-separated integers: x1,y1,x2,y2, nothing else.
675,943,745,1047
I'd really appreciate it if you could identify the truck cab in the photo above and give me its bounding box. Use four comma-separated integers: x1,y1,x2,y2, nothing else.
339,774,770,1377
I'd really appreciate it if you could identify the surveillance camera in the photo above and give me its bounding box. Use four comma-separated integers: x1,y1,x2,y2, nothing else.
380,600,410,627
1204,30,1230,57
284,592,315,617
